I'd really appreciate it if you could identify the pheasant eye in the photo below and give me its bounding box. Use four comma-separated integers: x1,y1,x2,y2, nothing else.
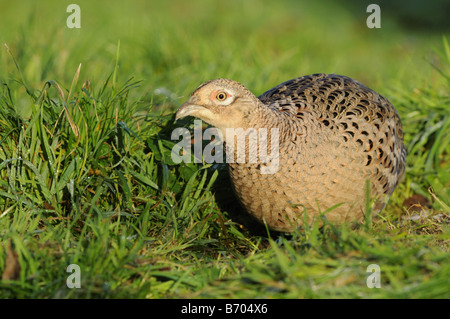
216,91,228,101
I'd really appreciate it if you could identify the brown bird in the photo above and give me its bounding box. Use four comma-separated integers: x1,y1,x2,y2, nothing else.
176,74,406,232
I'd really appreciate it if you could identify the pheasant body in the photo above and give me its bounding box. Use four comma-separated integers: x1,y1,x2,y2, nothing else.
176,74,406,232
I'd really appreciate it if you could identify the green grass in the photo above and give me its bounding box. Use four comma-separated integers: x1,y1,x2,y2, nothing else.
0,0,449,298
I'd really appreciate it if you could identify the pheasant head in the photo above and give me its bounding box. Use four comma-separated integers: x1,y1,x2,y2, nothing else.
175,79,264,134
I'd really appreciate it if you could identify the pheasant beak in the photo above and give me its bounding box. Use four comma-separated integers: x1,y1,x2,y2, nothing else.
175,94,213,121
175,101,205,120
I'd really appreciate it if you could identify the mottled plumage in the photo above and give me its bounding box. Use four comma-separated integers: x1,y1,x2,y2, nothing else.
176,74,406,232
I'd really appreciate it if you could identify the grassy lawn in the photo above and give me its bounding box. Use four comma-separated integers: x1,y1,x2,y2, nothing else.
0,0,449,299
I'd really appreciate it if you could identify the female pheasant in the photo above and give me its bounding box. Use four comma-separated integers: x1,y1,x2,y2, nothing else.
176,74,406,232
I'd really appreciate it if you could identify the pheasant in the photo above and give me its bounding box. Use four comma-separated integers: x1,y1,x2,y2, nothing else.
175,74,406,232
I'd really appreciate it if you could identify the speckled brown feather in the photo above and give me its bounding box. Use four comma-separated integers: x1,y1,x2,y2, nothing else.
177,74,406,232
